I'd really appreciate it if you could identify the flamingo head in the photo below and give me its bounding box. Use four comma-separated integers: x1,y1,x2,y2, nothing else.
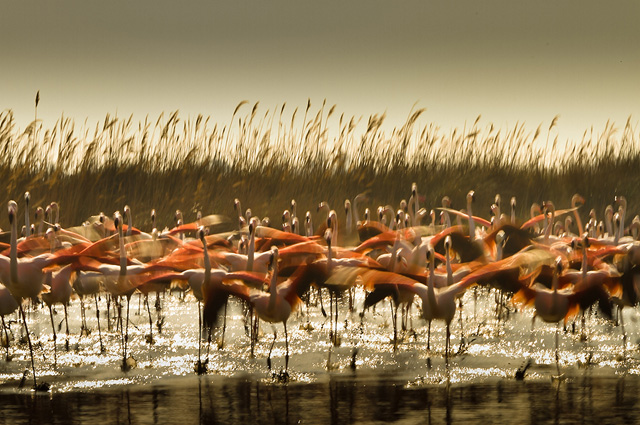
555,257,564,274
399,199,408,213
324,228,333,246
412,182,417,198
113,211,123,232
466,191,475,204
268,246,279,269
8,200,17,224
24,191,30,205
444,235,452,252
197,226,208,242
426,246,434,263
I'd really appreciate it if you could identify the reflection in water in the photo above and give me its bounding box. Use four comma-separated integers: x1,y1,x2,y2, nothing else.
1,375,640,424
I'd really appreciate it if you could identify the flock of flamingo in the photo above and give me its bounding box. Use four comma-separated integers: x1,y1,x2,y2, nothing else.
0,185,637,391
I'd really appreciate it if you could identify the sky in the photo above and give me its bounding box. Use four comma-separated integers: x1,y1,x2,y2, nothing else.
2,0,639,142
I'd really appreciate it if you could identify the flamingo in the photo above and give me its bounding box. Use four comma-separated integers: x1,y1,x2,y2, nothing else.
0,201,48,390
512,255,619,376
0,283,18,361
74,211,148,371
41,262,74,366
73,270,106,352
204,246,306,374
141,227,266,372
24,192,31,238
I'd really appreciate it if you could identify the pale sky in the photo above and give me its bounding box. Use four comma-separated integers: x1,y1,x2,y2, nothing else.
2,0,639,142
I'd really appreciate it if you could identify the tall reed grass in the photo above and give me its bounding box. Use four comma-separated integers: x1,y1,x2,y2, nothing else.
0,102,638,233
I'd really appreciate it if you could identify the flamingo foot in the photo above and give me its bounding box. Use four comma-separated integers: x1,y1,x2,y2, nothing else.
195,359,208,375
121,356,137,372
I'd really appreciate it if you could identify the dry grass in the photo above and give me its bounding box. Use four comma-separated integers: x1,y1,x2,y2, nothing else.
0,103,638,232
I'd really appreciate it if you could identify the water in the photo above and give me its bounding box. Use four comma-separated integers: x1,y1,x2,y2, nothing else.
1,287,640,423
1,375,640,424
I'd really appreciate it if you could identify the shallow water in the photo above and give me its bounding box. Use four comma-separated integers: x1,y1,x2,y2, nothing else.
2,375,640,424
1,287,640,423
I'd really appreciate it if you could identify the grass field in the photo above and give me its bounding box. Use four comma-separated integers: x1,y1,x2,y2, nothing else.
1,103,638,233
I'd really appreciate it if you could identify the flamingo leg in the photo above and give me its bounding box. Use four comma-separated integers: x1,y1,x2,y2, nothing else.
79,296,87,335
390,300,397,351
267,329,277,371
95,294,105,353
555,322,560,376
198,301,202,361
106,294,112,332
48,305,57,368
18,304,38,389
145,295,153,345
284,321,289,371
219,299,228,350
620,306,627,359
1,315,10,361
122,296,131,371
458,298,465,352
64,304,70,351
445,323,450,366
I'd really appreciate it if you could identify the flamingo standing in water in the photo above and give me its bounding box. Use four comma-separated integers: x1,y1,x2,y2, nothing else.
0,201,48,389
41,262,74,367
213,246,304,374
0,283,18,361
75,212,147,371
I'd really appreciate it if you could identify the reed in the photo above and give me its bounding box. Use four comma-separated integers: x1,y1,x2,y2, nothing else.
0,104,638,233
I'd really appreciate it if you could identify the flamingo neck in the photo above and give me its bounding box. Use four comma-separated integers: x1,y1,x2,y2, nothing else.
446,250,453,286
427,259,438,310
247,229,255,271
203,241,211,286
119,226,127,276
268,262,278,311
327,239,333,274
467,200,475,239
127,213,132,237
25,208,30,238
10,215,18,285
